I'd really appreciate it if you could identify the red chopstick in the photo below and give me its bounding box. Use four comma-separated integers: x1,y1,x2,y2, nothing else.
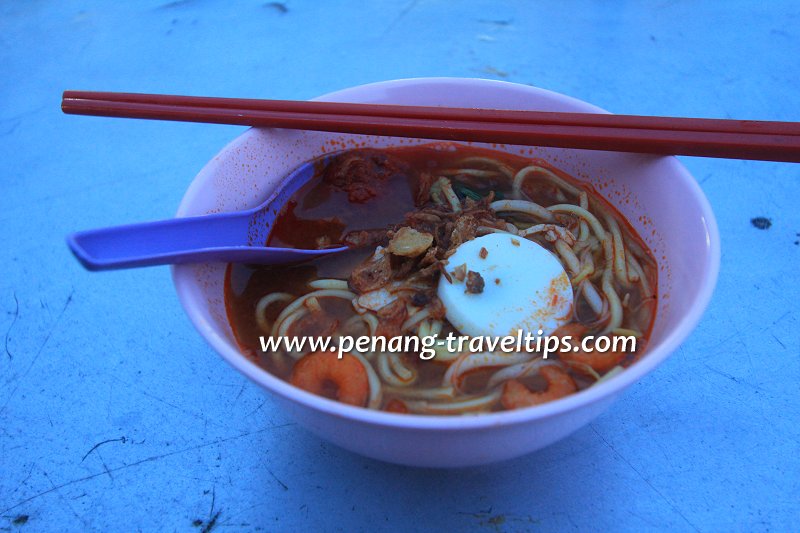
61,90,800,163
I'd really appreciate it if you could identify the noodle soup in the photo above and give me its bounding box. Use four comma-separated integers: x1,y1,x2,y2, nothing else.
225,143,657,415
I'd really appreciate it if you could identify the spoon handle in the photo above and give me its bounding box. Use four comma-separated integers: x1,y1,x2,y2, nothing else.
67,213,251,270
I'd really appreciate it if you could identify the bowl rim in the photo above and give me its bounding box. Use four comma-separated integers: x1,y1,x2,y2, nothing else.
173,77,721,430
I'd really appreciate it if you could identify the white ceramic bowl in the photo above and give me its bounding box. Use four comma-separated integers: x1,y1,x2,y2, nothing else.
173,78,720,467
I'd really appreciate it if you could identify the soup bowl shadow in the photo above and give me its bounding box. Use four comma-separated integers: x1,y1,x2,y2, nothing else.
172,78,720,467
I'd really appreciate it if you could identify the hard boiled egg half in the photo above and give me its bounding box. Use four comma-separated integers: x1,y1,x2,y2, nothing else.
437,233,573,338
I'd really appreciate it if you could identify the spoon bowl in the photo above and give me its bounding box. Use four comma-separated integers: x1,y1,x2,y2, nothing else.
67,158,347,270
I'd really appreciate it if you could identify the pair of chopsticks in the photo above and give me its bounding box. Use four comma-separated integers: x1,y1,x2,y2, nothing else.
61,90,800,163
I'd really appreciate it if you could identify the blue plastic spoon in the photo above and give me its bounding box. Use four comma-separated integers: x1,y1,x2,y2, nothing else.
67,159,348,271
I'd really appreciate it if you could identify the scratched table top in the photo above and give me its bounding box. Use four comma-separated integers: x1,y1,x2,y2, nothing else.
2,1,799,531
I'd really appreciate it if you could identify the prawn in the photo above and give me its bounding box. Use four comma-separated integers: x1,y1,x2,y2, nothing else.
384,398,409,414
290,351,370,407
561,345,626,374
553,322,626,373
552,322,590,341
501,366,577,409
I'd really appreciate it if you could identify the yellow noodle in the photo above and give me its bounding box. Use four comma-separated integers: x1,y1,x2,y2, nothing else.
443,351,532,389
601,268,623,333
377,352,413,387
440,168,501,178
605,213,635,285
456,156,514,178
404,389,502,415
548,204,607,240
402,308,431,332
578,191,590,242
308,279,350,290
388,353,416,383
580,280,605,315
555,239,581,275
271,289,356,337
255,292,293,333
486,358,560,389
512,164,580,198
384,385,455,400
350,351,383,409
626,253,652,297
612,327,643,338
491,199,554,221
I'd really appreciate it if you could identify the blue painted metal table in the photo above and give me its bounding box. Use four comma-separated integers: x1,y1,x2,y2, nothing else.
1,1,798,531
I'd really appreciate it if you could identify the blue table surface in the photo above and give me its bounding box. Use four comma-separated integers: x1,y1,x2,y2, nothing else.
2,1,799,531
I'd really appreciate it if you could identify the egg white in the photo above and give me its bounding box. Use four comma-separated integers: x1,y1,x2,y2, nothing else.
437,233,573,339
